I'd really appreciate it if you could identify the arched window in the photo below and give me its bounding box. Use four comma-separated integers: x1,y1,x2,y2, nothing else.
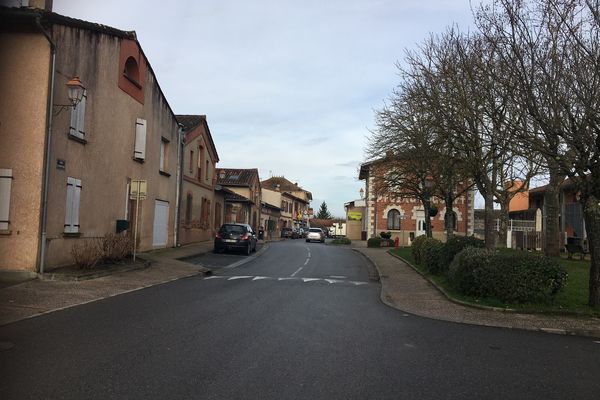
124,56,140,85
387,209,401,230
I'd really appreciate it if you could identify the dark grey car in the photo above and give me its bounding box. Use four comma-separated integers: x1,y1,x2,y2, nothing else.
214,223,257,255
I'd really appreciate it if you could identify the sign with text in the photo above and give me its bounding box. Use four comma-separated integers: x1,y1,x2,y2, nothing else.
130,180,147,200
347,211,363,221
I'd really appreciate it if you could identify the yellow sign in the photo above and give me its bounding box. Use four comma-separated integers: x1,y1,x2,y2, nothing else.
348,211,362,221
130,180,147,200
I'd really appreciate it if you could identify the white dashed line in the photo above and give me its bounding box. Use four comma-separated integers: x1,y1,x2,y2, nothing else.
291,267,303,277
205,275,370,286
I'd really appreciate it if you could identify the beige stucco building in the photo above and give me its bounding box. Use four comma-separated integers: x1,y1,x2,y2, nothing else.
0,5,181,273
216,169,262,231
261,177,312,231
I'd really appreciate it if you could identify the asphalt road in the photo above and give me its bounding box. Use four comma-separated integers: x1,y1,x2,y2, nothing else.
1,240,600,399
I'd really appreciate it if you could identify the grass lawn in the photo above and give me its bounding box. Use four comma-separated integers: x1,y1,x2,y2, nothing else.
389,247,600,316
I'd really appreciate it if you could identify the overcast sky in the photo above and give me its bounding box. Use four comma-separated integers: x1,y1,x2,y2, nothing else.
54,0,478,217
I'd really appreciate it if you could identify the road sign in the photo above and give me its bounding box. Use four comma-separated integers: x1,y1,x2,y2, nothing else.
130,180,147,200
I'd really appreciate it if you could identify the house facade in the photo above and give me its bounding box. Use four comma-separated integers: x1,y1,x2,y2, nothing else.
0,5,180,272
261,176,311,230
177,115,221,244
359,162,475,245
216,168,262,231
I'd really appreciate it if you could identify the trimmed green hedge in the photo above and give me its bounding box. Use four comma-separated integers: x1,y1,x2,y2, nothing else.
367,237,381,248
440,235,485,272
331,237,351,245
421,238,445,274
448,248,568,304
411,235,428,264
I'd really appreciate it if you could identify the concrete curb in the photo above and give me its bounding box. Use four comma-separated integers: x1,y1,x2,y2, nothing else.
351,248,381,282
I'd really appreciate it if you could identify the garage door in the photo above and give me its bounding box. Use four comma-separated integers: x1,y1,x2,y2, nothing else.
153,200,169,247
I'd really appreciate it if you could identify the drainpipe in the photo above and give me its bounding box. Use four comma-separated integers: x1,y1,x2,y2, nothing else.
174,123,184,247
36,16,56,275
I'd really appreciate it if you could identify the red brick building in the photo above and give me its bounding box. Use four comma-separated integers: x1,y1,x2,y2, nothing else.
358,161,475,245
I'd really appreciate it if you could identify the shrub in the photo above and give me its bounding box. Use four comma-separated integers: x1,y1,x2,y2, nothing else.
331,237,351,245
448,247,493,296
380,231,392,239
448,248,568,304
367,237,382,248
71,238,103,269
411,235,428,264
102,233,133,262
71,233,134,268
421,238,445,273
440,235,485,271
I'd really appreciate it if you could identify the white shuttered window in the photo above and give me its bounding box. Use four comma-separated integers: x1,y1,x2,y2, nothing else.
69,90,87,139
134,118,147,160
0,169,13,231
65,177,82,233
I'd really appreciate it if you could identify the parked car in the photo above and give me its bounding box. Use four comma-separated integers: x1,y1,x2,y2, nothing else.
282,227,293,238
306,228,325,243
214,223,257,255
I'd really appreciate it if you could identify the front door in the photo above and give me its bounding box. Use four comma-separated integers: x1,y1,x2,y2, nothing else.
153,200,169,247
416,210,426,237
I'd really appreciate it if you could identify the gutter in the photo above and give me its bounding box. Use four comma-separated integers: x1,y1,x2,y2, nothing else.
174,123,184,246
36,15,56,275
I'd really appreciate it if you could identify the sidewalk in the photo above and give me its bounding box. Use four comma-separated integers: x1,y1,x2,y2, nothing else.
0,241,217,326
352,242,600,338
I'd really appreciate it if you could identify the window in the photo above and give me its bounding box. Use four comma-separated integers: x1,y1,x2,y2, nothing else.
134,118,146,161
65,177,82,233
0,169,13,231
160,138,169,172
69,90,87,140
387,209,401,230
189,150,194,173
185,194,192,226
198,145,204,181
205,160,209,181
124,56,140,86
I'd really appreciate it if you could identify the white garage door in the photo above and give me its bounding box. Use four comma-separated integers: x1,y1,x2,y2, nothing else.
153,200,169,247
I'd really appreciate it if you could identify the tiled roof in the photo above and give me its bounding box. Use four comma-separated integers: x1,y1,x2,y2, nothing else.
216,168,259,187
176,114,219,162
261,176,312,200
176,115,205,131
215,186,252,203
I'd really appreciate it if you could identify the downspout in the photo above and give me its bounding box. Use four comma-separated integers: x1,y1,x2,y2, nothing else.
174,123,184,247
36,16,56,275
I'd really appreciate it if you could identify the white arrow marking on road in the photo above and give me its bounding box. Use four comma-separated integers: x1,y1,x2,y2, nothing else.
278,277,296,281
204,276,225,280
228,276,253,280
325,279,343,284
350,281,368,286
252,276,270,280
302,278,320,283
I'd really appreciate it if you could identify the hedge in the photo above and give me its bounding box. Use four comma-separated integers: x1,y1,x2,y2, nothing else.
440,235,485,272
411,235,428,264
421,238,445,274
367,237,381,248
448,248,567,304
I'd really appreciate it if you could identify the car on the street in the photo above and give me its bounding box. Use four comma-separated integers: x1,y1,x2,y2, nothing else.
282,228,300,239
214,223,257,255
306,228,325,243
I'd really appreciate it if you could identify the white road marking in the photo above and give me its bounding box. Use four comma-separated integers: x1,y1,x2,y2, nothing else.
303,258,310,266
291,267,303,277
204,275,370,286
330,275,347,279
404,343,416,348
302,278,320,283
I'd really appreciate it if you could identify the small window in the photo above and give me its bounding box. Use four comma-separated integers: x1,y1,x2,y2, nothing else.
69,90,87,140
65,177,82,233
387,209,401,230
189,150,194,173
160,138,169,172
124,56,141,86
0,169,13,231
185,193,192,226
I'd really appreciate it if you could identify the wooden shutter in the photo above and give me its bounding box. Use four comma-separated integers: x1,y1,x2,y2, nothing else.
65,177,82,233
134,118,147,160
69,90,86,139
0,169,12,230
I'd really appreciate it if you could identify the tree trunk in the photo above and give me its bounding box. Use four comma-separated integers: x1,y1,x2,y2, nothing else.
484,189,496,249
583,194,600,306
424,196,433,238
544,168,563,257
497,202,510,249
444,195,455,238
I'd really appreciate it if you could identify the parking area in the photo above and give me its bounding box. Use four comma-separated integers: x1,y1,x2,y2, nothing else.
180,243,264,269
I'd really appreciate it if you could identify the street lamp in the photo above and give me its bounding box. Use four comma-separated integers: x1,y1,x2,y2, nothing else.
359,187,364,199
53,76,85,115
